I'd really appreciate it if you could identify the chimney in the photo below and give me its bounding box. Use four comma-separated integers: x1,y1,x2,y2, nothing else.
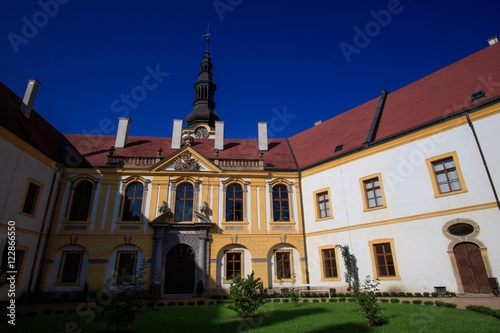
488,36,499,46
115,117,131,149
314,120,323,126
258,122,268,151
21,79,41,119
215,121,224,151
171,119,184,150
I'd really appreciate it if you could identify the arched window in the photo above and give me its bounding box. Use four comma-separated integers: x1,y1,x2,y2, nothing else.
69,180,93,221
272,185,290,221
226,184,243,221
175,183,194,222
123,182,143,221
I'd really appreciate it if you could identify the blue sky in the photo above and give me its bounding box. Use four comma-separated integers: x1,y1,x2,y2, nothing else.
1,0,499,140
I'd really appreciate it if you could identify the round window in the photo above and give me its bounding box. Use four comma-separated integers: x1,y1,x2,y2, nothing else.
448,223,474,236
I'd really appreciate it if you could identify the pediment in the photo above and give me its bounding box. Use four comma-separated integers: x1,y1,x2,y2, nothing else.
149,146,221,173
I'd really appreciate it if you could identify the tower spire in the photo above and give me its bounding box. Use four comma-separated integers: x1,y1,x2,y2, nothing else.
186,27,220,128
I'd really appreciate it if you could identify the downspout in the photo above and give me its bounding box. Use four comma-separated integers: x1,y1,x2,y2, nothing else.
286,139,310,284
465,112,500,212
27,166,61,294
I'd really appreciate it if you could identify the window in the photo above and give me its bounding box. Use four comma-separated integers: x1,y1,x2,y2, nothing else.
272,185,290,221
69,181,93,221
359,174,387,211
314,188,332,221
21,179,43,217
322,248,338,278
426,152,467,197
58,251,84,284
226,184,243,221
115,251,137,285
225,252,242,280
369,239,400,280
175,183,194,222
122,182,143,221
275,251,292,279
364,178,383,208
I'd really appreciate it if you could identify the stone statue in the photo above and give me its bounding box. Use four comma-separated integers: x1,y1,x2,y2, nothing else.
200,201,210,215
158,200,173,217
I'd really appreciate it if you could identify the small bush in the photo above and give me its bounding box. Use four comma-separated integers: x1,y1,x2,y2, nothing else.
329,298,338,302
412,300,422,305
431,292,439,298
302,299,310,303
273,299,281,303
216,299,226,304
390,299,400,304
414,293,423,297
424,301,434,306
157,302,165,306
382,292,390,297
187,301,195,306
423,292,430,297
338,297,346,302
397,292,406,297
345,293,352,297
337,293,345,297
264,299,272,303
402,300,411,304
435,301,445,307
311,292,318,297
312,299,319,303
177,302,185,306
167,302,176,306
375,292,382,297
282,298,290,303
466,305,500,319
348,297,356,302
450,292,457,297
321,298,327,303
380,299,389,303
405,292,413,297
444,302,457,308
197,300,205,305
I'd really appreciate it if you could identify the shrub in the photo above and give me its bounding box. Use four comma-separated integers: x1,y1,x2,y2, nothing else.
197,300,205,305
356,276,382,326
380,299,389,303
424,301,434,306
345,293,352,297
187,301,195,306
348,298,356,302
311,292,318,298
321,298,327,303
264,299,272,303
337,293,345,297
423,292,430,297
167,302,176,306
450,292,457,297
375,292,382,297
466,305,500,319
397,292,406,297
282,298,290,303
414,293,423,297
157,302,165,306
177,302,185,306
339,297,346,302
216,299,226,304
273,299,281,303
313,299,319,303
390,299,400,304
302,299,310,303
405,292,413,297
382,292,390,297
431,292,439,298
390,292,398,297
412,300,422,305
444,302,457,308
226,272,266,318
402,300,411,304
329,298,338,302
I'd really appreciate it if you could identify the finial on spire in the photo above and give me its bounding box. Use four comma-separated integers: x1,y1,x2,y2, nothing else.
201,22,211,52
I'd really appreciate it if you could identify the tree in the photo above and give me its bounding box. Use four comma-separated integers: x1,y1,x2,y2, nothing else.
226,271,266,318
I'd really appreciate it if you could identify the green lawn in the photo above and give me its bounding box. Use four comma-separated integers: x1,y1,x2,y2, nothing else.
2,302,499,332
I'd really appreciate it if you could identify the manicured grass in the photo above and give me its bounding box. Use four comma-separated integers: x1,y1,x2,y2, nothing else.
1,302,499,332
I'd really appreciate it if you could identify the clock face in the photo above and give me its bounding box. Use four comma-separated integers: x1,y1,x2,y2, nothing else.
194,127,209,138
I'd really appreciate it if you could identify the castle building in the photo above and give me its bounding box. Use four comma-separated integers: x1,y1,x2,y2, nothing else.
1,37,500,299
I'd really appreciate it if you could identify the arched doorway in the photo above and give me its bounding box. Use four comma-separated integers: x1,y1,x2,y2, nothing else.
165,244,196,294
454,242,490,293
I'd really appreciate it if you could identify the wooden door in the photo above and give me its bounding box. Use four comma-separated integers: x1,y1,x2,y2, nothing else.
454,242,490,293
164,244,195,294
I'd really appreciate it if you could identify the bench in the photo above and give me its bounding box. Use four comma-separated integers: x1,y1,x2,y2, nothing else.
299,284,331,298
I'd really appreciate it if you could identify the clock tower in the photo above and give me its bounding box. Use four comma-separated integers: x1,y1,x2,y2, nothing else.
185,37,220,139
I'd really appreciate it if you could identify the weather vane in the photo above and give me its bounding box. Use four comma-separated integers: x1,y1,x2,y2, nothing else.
202,22,210,51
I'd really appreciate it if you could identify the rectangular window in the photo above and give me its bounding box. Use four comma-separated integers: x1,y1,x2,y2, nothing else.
276,251,291,279
322,249,338,278
373,243,396,277
58,251,84,284
225,252,242,280
364,178,383,208
432,158,462,193
317,191,330,218
115,251,137,285
21,180,42,217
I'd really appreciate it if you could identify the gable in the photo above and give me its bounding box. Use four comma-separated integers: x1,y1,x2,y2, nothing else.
150,145,221,173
